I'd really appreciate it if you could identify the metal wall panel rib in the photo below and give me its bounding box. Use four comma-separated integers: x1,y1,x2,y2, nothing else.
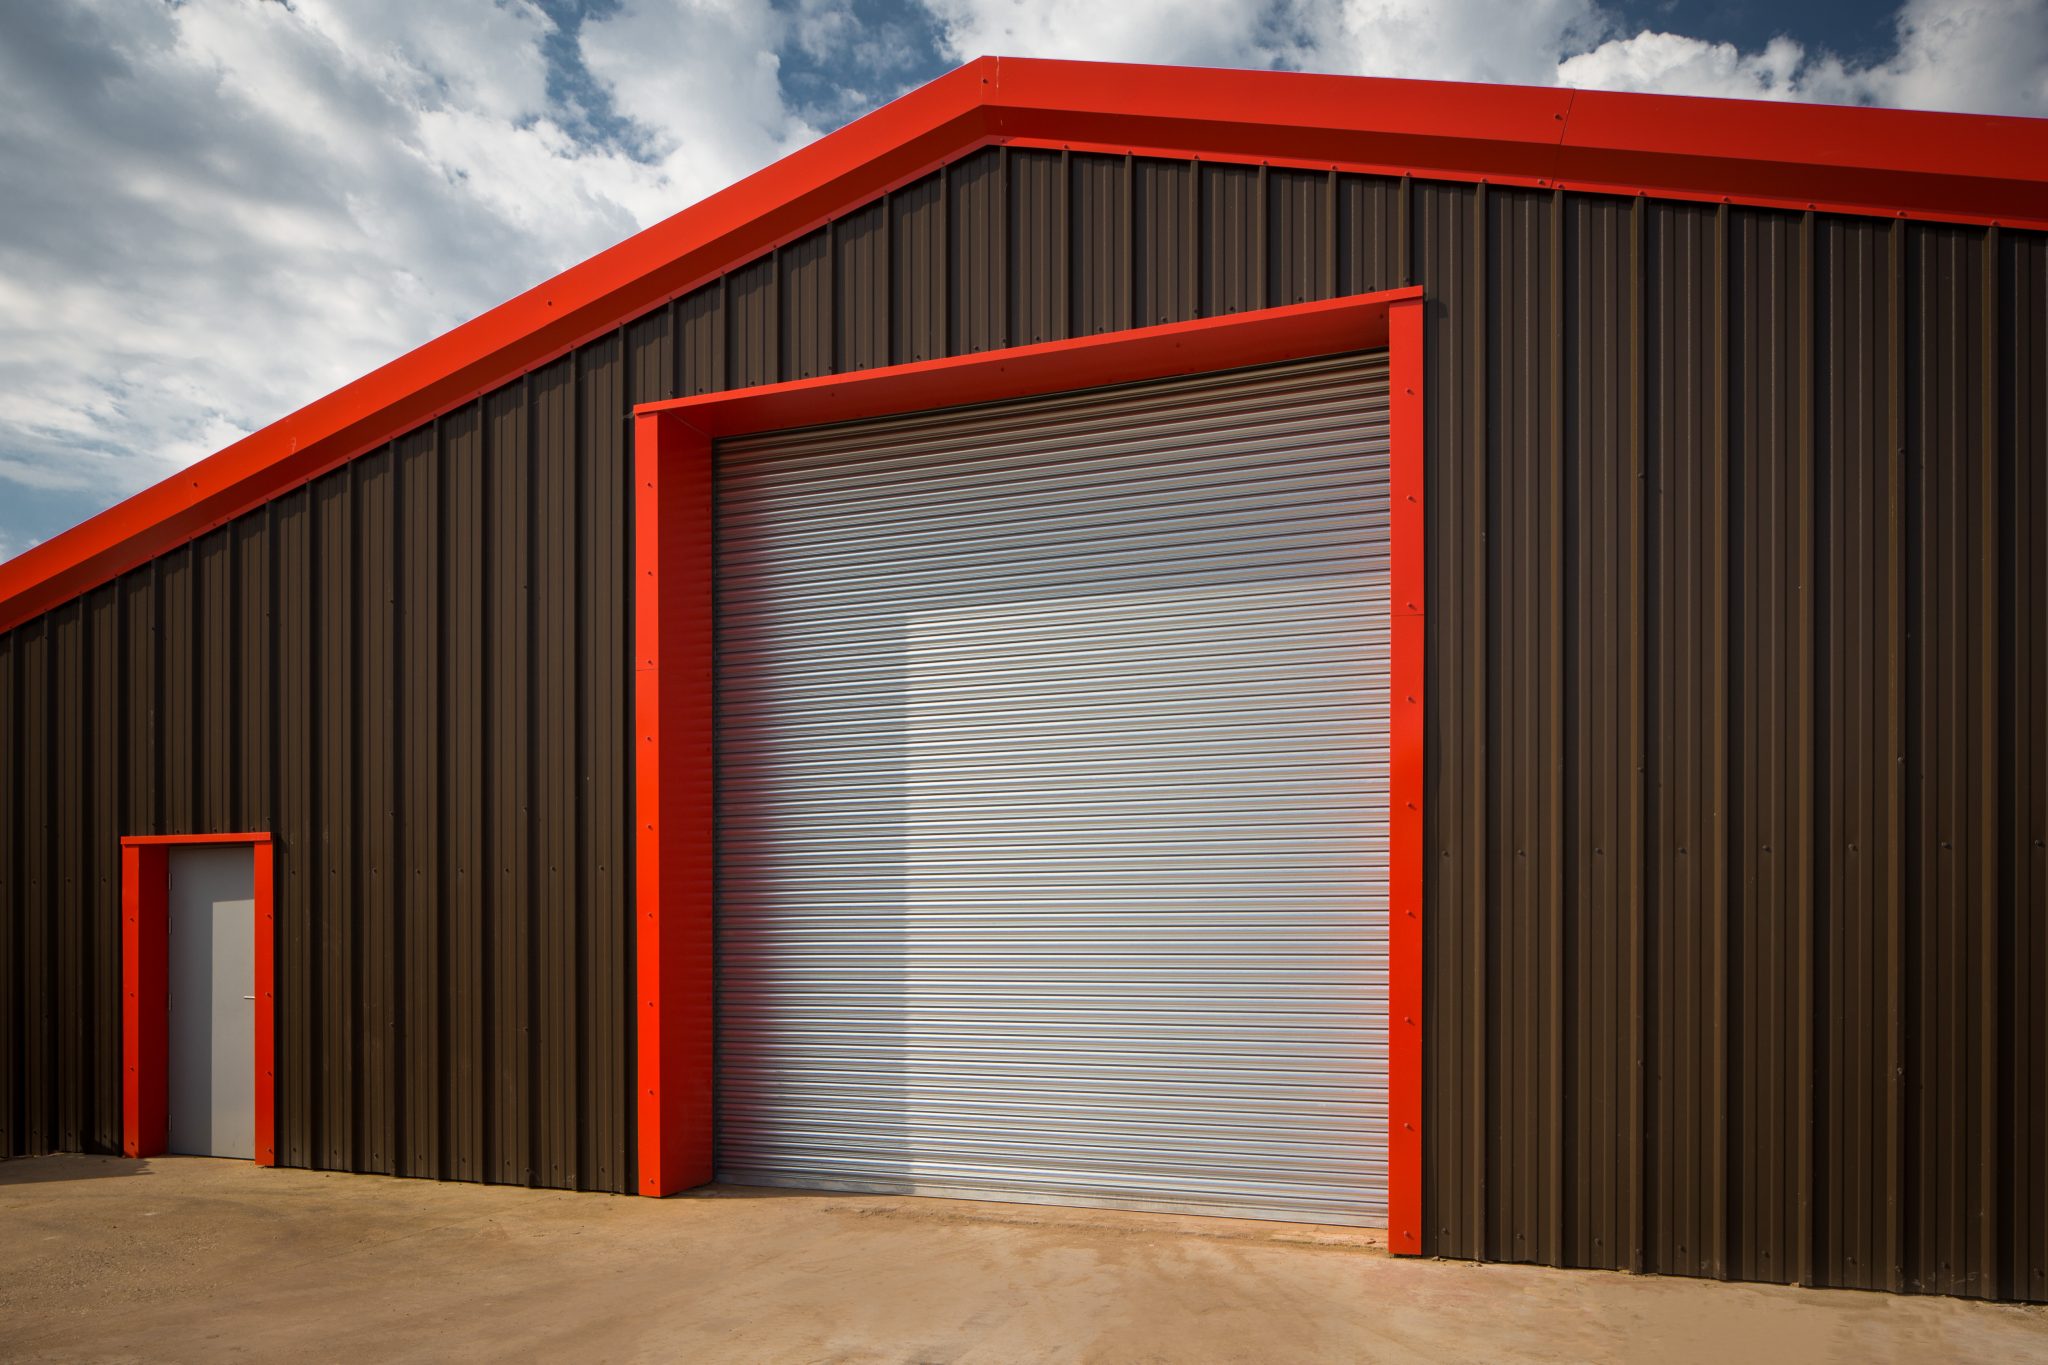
581,333,629,1194
949,147,1004,353
1726,206,1810,1286
1902,223,1998,1298
1337,176,1404,299
19,620,49,1154
1,144,2043,1290
1412,177,1488,1262
314,465,355,1170
485,382,534,1186
1814,214,1903,1293
1068,152,1126,337
1561,192,1643,1273
892,172,946,364
1132,158,1195,329
1200,163,1261,317
835,200,889,373
1484,185,1565,1267
533,356,578,1191
398,425,441,1179
678,281,724,396
1008,149,1062,345
2005,229,2048,1305
159,547,194,833
49,601,82,1153
780,230,831,383
726,258,777,391
358,445,398,1175
627,310,674,409
273,490,314,1168
1647,200,1731,1281
1267,168,1328,307
87,585,123,1153
442,405,488,1183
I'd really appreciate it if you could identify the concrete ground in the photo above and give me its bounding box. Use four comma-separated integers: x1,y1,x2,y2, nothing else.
2,1156,2044,1364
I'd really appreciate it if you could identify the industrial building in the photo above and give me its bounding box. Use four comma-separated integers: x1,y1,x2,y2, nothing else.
1,57,2043,1302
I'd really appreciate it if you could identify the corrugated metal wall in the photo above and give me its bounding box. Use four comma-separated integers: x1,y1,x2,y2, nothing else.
2,142,2043,1296
1,348,635,1192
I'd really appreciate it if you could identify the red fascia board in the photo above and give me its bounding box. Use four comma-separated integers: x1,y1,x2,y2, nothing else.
121,832,276,847
986,58,2048,225
6,55,2045,636
638,289,1418,437
986,60,1578,185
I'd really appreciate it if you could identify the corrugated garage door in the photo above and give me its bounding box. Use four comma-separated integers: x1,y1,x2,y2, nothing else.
714,352,1390,1226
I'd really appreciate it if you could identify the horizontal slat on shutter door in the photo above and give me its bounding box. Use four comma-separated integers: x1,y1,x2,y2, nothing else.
714,352,1390,1226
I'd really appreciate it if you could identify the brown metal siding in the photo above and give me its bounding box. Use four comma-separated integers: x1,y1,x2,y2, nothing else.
835,200,889,372
949,147,1004,353
0,345,638,1193
1132,158,1195,329
1,143,2042,1290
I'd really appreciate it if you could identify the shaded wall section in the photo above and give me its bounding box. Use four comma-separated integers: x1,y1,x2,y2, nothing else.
2,143,2044,1288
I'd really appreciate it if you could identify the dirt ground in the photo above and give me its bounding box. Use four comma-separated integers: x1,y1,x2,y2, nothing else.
2,1155,2044,1364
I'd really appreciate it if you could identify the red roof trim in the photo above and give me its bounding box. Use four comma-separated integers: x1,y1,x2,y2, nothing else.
4,56,2043,633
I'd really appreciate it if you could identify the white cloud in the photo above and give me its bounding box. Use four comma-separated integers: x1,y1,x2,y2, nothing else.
1559,0,2048,114
0,0,812,557
922,0,1292,69
925,0,2047,115
1280,0,1611,86
581,0,819,221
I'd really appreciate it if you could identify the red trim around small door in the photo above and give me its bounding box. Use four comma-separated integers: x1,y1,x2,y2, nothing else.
120,833,276,1167
632,288,1427,1247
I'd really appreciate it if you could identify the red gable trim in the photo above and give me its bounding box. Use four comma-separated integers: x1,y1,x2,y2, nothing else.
4,55,2043,633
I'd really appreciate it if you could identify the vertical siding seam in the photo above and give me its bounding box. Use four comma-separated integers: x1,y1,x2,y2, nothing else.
1546,187,1567,1268
825,219,839,376
573,347,592,1191
1398,176,1413,289
1625,194,1648,1275
477,391,497,1183
716,276,729,393
770,252,784,385
1886,216,1907,1294
1323,168,1339,301
880,193,894,365
392,433,411,1175
1712,200,1733,1280
1255,163,1269,312
1058,149,1072,341
666,299,680,401
938,164,952,358
995,147,1010,348
1123,154,1136,332
434,417,454,1181
1796,209,1819,1288
1470,179,1491,1261
1979,223,2003,1299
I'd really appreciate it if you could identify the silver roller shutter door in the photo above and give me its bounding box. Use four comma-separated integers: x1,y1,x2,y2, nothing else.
714,352,1391,1226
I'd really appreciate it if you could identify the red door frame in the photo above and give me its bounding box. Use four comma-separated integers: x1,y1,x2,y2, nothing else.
633,287,1427,1251
120,832,276,1166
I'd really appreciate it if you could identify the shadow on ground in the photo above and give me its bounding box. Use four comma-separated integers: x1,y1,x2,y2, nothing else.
0,1153,154,1186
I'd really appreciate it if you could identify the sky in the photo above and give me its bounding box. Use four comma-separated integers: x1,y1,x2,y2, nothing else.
1,0,2044,562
